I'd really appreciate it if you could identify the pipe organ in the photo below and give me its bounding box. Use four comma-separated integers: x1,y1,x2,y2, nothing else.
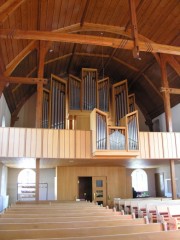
42,89,50,129
50,75,66,129
112,80,129,126
96,111,107,149
82,69,97,110
42,68,139,152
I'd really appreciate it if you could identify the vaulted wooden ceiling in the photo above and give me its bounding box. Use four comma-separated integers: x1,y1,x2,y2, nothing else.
0,0,179,128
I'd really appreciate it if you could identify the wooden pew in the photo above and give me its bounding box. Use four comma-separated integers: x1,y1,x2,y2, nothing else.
18,230,180,240
0,218,147,230
0,223,165,240
0,214,135,223
168,205,180,230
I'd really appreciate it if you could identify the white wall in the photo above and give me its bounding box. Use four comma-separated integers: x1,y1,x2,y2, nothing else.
0,94,11,127
136,105,149,131
153,103,180,132
14,93,37,128
0,163,8,211
7,168,55,204
155,164,180,197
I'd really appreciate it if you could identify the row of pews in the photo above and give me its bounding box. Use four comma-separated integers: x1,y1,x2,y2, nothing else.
0,200,179,240
114,197,180,230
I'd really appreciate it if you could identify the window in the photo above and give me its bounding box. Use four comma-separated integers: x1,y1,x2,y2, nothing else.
18,169,35,184
131,169,148,192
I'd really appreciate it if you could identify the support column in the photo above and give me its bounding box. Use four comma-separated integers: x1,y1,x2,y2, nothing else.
36,41,47,128
160,54,177,199
170,160,177,200
35,158,40,201
36,82,43,128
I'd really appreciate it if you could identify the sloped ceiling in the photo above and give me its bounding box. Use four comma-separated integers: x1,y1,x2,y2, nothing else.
0,0,179,128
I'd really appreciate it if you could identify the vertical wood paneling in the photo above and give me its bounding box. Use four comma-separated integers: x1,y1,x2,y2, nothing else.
8,128,15,157
170,133,176,158
75,130,81,158
139,132,145,158
69,130,75,158
162,132,168,158
153,132,160,158
13,128,20,157
36,129,42,157
64,130,70,158
157,133,164,158
144,132,150,158
59,130,65,158
149,132,155,158
19,128,26,157
85,131,91,158
175,133,180,158
42,129,48,157
80,131,86,158
25,129,32,157
30,129,37,157
52,130,59,158
47,129,53,158
2,128,9,157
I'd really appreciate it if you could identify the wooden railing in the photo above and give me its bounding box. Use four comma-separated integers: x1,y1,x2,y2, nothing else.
0,127,180,159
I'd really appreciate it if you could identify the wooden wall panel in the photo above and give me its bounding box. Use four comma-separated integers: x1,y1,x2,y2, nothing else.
157,133,164,158
162,133,169,158
30,129,37,157
25,128,31,157
36,129,42,157
85,131,91,158
79,131,86,158
47,130,53,158
42,129,48,157
52,130,58,158
175,133,180,158
169,133,176,158
8,128,15,157
64,130,70,158
75,130,81,158
69,130,75,158
19,128,26,157
59,130,65,158
149,132,155,159
57,166,126,203
13,128,20,157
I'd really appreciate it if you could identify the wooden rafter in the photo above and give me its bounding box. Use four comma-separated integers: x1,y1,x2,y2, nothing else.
0,76,47,84
0,29,179,56
0,0,25,24
67,0,90,73
160,87,180,95
128,0,140,59
164,55,180,76
4,41,39,76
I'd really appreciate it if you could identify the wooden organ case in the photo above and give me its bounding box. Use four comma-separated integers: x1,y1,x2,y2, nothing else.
42,68,139,157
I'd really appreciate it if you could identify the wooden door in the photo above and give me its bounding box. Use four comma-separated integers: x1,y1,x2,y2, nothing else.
92,176,107,206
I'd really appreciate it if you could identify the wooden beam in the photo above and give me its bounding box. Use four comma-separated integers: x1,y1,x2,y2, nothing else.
160,54,173,132
164,55,180,76
36,158,40,201
4,41,38,76
0,76,47,84
0,29,180,55
0,0,25,24
36,41,47,128
170,159,177,200
128,0,140,59
160,87,180,95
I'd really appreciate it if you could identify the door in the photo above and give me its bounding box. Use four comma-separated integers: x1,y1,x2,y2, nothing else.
92,176,107,206
78,177,92,201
